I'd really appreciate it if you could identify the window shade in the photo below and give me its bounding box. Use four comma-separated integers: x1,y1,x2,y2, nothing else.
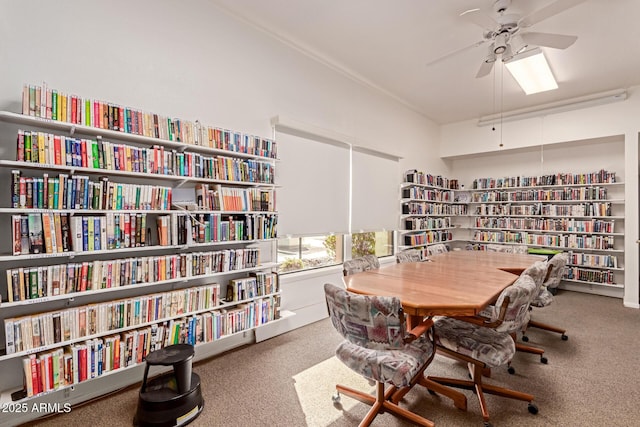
275,132,350,236
351,148,399,232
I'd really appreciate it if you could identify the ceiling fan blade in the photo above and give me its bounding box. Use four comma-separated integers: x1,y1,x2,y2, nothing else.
476,60,495,78
519,0,586,28
460,8,498,31
520,32,578,49
426,39,486,67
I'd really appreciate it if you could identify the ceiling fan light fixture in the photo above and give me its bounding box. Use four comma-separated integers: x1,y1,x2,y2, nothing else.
510,34,528,55
505,47,558,94
493,32,508,54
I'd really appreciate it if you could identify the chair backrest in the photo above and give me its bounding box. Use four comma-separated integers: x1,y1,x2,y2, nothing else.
427,243,449,256
324,283,405,350
523,260,548,296
511,245,529,254
396,249,422,263
485,244,512,253
543,252,569,290
342,255,380,276
489,273,538,334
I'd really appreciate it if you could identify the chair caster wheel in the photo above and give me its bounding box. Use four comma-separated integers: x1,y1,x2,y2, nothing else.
528,402,539,414
522,335,529,342
483,421,494,427
332,393,341,403
541,356,548,364
561,334,568,341
507,366,515,375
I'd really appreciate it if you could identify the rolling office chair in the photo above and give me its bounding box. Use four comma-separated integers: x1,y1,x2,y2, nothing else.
427,271,540,427
324,283,437,427
395,248,423,263
342,255,380,276
522,252,569,341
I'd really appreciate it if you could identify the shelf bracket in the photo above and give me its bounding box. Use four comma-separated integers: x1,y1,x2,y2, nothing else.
69,125,76,136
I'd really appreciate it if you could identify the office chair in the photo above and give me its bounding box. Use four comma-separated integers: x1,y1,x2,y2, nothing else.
396,248,423,263
522,252,569,341
511,261,550,364
324,283,436,427
342,255,380,276
428,272,540,427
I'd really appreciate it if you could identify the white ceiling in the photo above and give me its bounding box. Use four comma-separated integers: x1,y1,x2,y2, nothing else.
211,0,640,125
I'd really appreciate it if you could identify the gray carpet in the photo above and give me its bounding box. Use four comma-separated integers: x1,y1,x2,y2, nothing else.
24,290,640,427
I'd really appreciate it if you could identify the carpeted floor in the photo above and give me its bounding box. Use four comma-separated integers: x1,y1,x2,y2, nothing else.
23,290,640,427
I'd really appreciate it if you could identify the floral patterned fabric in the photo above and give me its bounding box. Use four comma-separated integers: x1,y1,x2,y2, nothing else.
342,255,380,276
532,252,567,307
531,288,554,307
477,272,539,334
427,243,449,256
434,316,516,368
396,249,422,263
543,252,568,290
324,283,435,388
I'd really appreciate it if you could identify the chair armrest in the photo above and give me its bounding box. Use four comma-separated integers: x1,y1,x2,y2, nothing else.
405,318,434,343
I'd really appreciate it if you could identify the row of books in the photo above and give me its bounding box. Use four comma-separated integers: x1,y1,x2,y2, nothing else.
17,130,275,184
22,83,278,159
4,283,221,354
470,187,609,203
472,170,617,189
563,267,616,284
473,202,613,217
167,213,278,245
185,183,276,212
402,201,469,216
12,212,152,255
567,251,618,269
473,217,616,233
224,272,279,302
4,247,261,303
472,231,615,249
401,187,455,202
404,170,460,189
18,295,281,399
403,230,453,246
11,171,171,211
403,216,452,231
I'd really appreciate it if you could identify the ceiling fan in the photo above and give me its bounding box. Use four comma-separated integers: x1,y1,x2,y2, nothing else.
428,0,586,78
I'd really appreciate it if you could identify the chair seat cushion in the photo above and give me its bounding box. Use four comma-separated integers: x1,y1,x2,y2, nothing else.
434,317,515,368
531,288,554,307
336,335,434,388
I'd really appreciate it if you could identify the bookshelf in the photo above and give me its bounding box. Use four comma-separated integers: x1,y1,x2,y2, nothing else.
466,170,624,297
0,84,282,424
399,170,467,252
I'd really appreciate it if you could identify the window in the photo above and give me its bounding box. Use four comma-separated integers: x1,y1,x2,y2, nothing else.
277,234,344,273
351,231,394,258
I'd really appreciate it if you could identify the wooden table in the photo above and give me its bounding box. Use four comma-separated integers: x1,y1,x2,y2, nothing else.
344,251,546,317
342,251,546,411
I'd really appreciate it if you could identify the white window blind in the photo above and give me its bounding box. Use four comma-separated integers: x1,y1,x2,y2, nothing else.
351,148,399,232
275,132,350,236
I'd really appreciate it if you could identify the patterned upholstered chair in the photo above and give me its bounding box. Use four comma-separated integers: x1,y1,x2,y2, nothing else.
522,252,569,341
324,283,436,427
426,243,449,256
513,261,550,363
511,245,529,254
485,243,512,253
342,255,380,276
428,272,540,427
396,248,423,263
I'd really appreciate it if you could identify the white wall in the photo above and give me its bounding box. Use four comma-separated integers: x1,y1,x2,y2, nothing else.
441,87,640,308
0,0,448,332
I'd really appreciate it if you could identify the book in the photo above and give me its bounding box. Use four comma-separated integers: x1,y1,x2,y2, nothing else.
28,213,44,254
